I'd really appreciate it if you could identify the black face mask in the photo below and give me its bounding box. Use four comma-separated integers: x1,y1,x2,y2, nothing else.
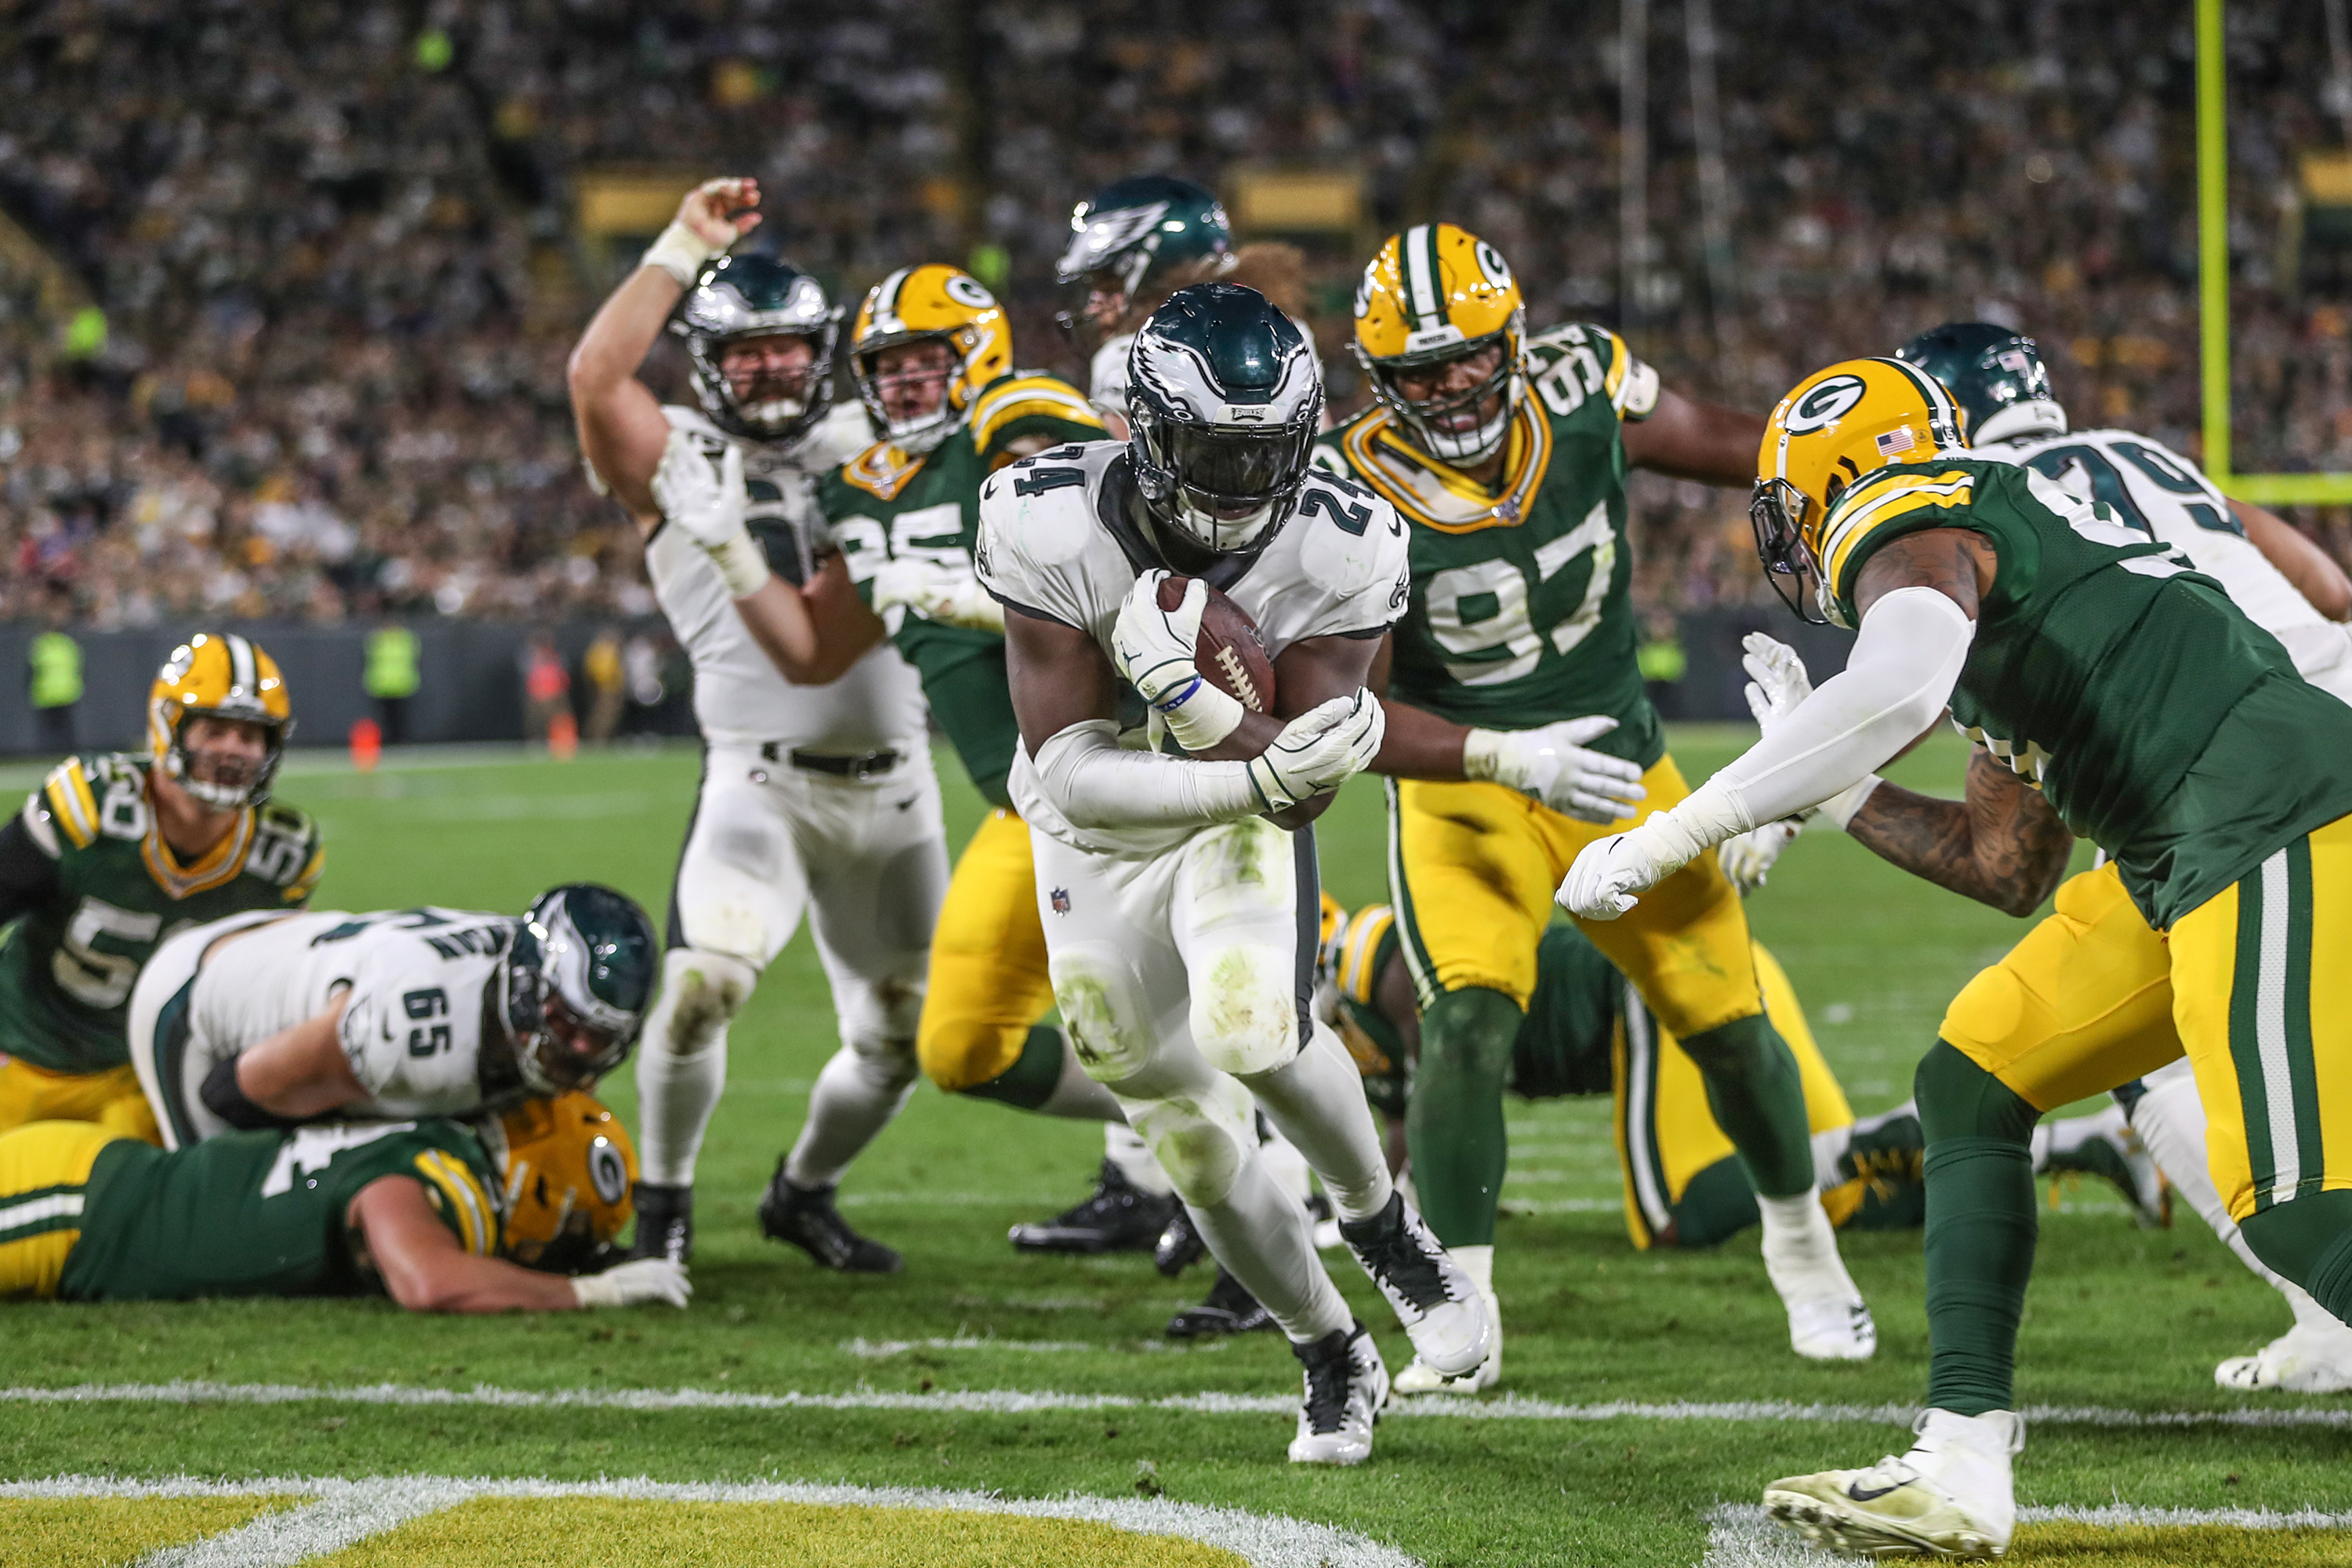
1750,478,1829,626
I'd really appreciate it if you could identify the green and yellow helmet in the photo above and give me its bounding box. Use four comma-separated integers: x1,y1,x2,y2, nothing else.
848,263,1011,455
1352,223,1529,466
147,633,293,809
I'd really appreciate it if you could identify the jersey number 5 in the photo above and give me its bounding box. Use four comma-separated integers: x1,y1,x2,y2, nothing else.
403,987,451,1058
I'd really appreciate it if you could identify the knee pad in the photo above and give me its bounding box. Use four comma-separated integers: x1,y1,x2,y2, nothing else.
1049,946,1156,1083
1126,1074,1258,1208
1915,1039,2042,1147
647,949,757,1058
1188,940,1301,1077
919,1018,1029,1093
1421,986,1524,1080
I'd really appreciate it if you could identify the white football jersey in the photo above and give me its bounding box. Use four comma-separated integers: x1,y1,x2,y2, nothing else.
187,907,527,1119
976,441,1411,855
1982,428,2352,703
1088,334,1135,418
646,404,928,751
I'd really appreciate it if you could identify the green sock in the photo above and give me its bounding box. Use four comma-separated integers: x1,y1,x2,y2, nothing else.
1405,985,1525,1247
1663,1156,1760,1249
2241,1188,2352,1301
959,1025,1068,1111
1916,1040,2042,1416
1680,1012,1814,1199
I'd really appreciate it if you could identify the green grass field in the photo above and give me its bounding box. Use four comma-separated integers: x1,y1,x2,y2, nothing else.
2,731,2347,1566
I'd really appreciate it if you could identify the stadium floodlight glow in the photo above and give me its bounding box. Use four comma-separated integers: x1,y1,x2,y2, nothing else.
2199,0,2352,504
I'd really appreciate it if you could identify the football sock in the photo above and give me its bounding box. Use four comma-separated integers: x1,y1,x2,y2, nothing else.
2243,1189,2352,1312
1243,1022,1393,1223
1681,1012,1814,1200
1105,1122,1174,1197
784,1039,919,1190
961,1025,1125,1120
1666,1157,1762,1249
1759,1190,1858,1302
1185,1153,1352,1345
1916,1040,2042,1416
634,949,757,1186
1406,985,1524,1247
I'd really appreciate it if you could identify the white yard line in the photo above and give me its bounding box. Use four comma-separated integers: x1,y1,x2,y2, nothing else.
0,1474,1417,1568
10,1381,2352,1430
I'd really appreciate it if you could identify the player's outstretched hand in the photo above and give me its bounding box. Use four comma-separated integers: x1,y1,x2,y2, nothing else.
571,1258,692,1310
1247,691,1385,812
1464,716,1646,822
1718,818,1803,895
677,176,764,250
1558,822,1686,920
873,557,1003,632
652,434,746,550
1740,633,1816,732
1112,569,1205,705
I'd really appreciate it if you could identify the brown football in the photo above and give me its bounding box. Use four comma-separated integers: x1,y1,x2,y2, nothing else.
1160,575,1276,714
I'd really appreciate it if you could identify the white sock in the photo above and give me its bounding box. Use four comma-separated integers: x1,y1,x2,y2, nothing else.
1186,1152,1352,1345
1452,1243,1495,1298
784,1040,917,1190
1104,1122,1173,1196
1912,1409,2020,1530
1759,1191,1859,1301
1035,1031,1126,1121
632,948,757,1186
1242,1021,1394,1222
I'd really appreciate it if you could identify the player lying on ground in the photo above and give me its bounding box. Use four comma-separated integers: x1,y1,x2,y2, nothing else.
127,887,655,1150
569,176,947,1273
0,1091,686,1311
0,633,321,1143
1723,324,2352,1403
1558,354,2352,1559
1313,223,1871,1385
977,283,1491,1465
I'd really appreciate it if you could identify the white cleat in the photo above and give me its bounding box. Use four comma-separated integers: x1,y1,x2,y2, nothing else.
1393,1283,1501,1395
1788,1294,1878,1362
1339,1192,1493,1377
1762,1196,1875,1361
1287,1320,1388,1465
2216,1321,2352,1393
1764,1409,2022,1559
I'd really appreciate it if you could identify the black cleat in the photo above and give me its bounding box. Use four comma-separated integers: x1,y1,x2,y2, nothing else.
1007,1159,1178,1255
1153,1204,1207,1276
758,1163,902,1272
1166,1266,1276,1339
630,1181,694,1263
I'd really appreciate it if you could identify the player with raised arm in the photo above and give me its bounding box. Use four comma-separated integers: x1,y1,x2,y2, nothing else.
0,1091,686,1312
976,283,1490,1465
129,885,655,1150
1556,356,2352,1559
0,634,321,1142
567,178,949,1272
1312,223,1869,1389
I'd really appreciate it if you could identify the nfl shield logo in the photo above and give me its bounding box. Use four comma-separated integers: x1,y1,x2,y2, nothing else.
1050,887,1072,916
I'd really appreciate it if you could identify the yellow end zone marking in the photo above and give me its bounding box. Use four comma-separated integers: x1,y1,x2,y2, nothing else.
312,1497,1249,1567
0,1494,296,1567
2012,1521,2352,1565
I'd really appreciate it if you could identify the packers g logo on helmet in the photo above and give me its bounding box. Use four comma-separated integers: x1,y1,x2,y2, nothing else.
1751,358,1968,626
850,263,1011,456
492,1091,640,1272
1352,223,1529,466
147,633,293,810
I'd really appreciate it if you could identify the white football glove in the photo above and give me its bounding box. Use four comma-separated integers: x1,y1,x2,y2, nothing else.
570,1257,691,1310
652,433,769,597
1112,570,1245,752
1556,819,1697,921
1463,716,1646,822
1247,691,1385,813
1740,632,1883,830
1717,818,1802,895
871,555,1004,633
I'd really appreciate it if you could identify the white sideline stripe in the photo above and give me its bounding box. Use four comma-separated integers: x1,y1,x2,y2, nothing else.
1701,1502,2352,1565
3,1474,1418,1568
14,1381,2352,1431
841,1336,1095,1359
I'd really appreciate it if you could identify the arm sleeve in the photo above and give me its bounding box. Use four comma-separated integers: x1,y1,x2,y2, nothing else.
1030,720,1269,830
0,804,62,927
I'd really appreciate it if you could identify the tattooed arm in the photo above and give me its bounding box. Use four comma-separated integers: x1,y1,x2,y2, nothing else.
1845,748,2074,917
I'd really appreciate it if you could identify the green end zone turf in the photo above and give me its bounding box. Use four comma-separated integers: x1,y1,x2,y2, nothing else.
3,735,2349,1565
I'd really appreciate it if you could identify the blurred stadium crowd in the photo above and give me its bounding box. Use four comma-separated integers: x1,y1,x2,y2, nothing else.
1,0,2346,630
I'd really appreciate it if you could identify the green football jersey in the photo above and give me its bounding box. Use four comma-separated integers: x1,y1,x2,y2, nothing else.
1825,459,2352,926
824,372,1104,808
0,754,323,1073
1314,324,1665,768
60,1117,499,1301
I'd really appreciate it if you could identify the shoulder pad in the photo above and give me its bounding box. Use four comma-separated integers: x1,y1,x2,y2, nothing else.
971,374,1105,454
38,755,106,851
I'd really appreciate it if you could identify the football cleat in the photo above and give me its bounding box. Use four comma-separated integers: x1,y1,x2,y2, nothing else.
1765,1410,2021,1561
2216,1320,2352,1393
2041,1104,2169,1228
1393,1282,1501,1395
629,1181,693,1264
1762,1200,1876,1361
1287,1320,1388,1465
1007,1160,1178,1255
1787,1295,1879,1363
1338,1192,1492,1377
757,1163,902,1273
1166,1267,1275,1339
1154,1204,1207,1276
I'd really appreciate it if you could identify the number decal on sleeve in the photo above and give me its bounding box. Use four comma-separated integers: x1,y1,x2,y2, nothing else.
1298,488,1373,536
403,987,452,1058
1011,466,1086,498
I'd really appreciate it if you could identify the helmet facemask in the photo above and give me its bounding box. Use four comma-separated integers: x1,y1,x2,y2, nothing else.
1748,477,1833,627
500,887,655,1097
165,707,287,810
1359,319,1527,467
673,259,840,445
1131,402,1321,554
852,332,969,456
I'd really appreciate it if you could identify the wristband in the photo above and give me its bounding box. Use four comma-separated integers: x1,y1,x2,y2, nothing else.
1461,728,1508,782
642,221,721,288
1817,773,1884,832
705,530,772,598
1154,674,1246,753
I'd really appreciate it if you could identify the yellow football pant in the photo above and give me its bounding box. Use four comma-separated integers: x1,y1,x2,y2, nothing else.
0,1120,121,1299
0,1060,161,1145
2171,813,2352,1223
916,808,1058,1092
1615,941,1855,1249
1389,756,1766,1036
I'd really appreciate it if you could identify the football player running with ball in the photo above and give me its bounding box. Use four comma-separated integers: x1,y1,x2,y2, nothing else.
976,284,1491,1465
1559,357,2352,1559
569,177,950,1272
0,633,322,1143
1312,223,1870,1389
